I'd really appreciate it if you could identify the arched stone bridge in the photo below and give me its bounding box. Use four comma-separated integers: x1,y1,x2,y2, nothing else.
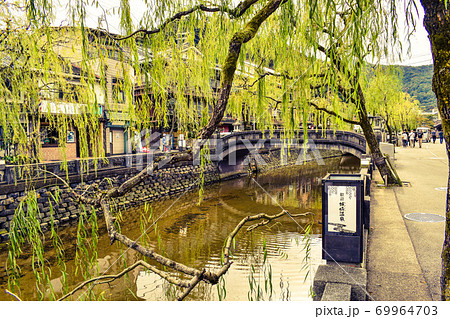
201,129,367,173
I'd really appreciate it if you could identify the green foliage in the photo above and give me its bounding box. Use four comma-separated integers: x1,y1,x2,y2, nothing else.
396,64,436,112
216,275,227,301
1,0,420,301
1,0,406,163
365,66,422,131
2,154,33,165
247,235,274,301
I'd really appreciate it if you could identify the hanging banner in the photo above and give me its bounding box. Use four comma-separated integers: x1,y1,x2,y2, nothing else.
327,185,357,233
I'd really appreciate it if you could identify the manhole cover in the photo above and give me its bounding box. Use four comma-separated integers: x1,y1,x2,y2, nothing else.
435,187,448,191
404,213,445,223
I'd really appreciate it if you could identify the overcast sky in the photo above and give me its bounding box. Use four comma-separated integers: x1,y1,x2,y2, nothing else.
385,3,433,66
54,0,433,66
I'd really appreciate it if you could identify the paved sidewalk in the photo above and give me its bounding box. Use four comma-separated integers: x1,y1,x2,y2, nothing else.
367,141,447,301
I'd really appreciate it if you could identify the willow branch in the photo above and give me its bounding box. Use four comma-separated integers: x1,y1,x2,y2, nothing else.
36,168,99,205
100,197,313,293
111,0,260,41
239,69,295,90
198,0,286,140
222,210,313,264
231,0,262,17
5,289,22,301
245,89,282,106
247,72,271,88
309,101,360,125
317,44,348,77
99,198,222,283
266,95,282,106
246,219,271,232
176,269,206,301
322,28,345,50
70,186,318,302
57,260,190,301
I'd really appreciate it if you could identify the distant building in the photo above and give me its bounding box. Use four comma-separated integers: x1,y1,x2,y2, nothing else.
368,115,386,143
1,27,135,162
51,27,135,158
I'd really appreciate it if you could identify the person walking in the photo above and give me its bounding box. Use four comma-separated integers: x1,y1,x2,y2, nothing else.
178,133,185,151
439,130,444,144
402,131,408,147
409,130,416,148
432,129,437,143
417,129,424,148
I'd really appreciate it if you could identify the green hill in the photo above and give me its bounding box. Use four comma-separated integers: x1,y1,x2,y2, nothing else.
396,64,436,112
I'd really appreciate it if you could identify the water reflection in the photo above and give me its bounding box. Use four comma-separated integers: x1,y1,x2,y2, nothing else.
128,156,355,301
0,155,359,301
136,233,323,301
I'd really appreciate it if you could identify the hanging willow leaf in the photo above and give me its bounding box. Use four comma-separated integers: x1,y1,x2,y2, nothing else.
2,0,431,301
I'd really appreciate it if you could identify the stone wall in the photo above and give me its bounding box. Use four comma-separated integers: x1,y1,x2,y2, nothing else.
0,148,345,242
255,148,343,174
0,162,219,242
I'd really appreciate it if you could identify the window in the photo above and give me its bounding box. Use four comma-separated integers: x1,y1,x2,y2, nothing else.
40,125,59,145
57,85,79,102
108,48,114,59
112,78,125,103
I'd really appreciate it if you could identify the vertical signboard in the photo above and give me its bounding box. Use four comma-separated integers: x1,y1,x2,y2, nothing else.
322,174,363,263
327,186,357,233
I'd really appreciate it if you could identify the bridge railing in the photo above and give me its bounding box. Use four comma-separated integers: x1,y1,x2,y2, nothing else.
1,129,366,185
214,129,366,159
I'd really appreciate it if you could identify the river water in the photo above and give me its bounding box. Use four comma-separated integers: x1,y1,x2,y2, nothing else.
0,155,359,301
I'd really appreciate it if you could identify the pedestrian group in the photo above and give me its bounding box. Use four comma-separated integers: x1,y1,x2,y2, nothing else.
401,129,444,148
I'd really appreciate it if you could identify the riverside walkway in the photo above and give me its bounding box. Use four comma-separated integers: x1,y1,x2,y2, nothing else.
367,141,447,301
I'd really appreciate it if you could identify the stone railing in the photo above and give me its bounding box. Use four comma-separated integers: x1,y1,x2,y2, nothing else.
215,129,366,160
0,152,168,187
0,129,366,186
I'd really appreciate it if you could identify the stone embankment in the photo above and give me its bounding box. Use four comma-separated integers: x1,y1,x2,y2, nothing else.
0,159,218,242
0,148,343,242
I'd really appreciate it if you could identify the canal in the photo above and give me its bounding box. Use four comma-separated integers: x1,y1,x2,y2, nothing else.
0,154,359,301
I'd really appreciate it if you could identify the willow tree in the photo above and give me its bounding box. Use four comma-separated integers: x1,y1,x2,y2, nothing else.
0,17,104,165
195,0,404,184
3,0,448,300
300,2,403,185
0,21,68,163
365,66,422,142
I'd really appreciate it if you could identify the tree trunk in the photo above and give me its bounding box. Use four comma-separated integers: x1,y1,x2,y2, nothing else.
384,109,394,144
386,124,394,144
325,49,401,185
198,0,284,139
356,85,400,184
359,108,398,184
420,0,450,300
